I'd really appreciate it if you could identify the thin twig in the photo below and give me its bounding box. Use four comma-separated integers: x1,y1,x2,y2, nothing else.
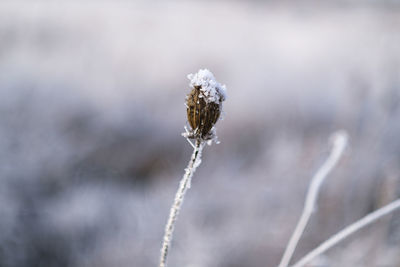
278,131,348,267
159,140,204,267
291,199,400,267
186,138,196,149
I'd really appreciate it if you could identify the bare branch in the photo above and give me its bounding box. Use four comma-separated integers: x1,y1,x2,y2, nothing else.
292,199,400,267
278,131,348,267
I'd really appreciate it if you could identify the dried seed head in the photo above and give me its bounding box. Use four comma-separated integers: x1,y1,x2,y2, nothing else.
183,69,226,143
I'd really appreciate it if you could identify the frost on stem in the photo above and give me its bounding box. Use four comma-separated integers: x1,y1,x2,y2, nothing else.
278,131,348,267
159,141,204,267
183,69,227,145
159,69,226,267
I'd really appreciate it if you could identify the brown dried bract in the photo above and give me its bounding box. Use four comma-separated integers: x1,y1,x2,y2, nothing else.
186,86,221,140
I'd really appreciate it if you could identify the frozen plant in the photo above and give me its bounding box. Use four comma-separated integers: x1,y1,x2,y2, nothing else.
278,131,349,267
183,69,227,145
159,69,227,267
278,131,400,267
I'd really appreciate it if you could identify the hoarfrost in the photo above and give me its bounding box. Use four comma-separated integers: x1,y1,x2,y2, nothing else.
187,69,227,104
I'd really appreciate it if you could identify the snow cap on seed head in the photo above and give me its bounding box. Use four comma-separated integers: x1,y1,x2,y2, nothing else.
187,69,227,104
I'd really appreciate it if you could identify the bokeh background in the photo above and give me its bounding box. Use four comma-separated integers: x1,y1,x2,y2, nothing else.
1,1,400,267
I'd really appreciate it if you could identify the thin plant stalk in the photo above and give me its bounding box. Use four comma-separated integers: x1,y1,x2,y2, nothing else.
159,140,204,267
278,131,348,267
292,198,400,267
159,69,226,267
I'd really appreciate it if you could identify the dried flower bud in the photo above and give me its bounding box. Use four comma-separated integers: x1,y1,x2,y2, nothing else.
183,69,226,142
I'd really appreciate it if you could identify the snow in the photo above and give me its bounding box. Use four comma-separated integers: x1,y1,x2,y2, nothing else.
187,69,227,104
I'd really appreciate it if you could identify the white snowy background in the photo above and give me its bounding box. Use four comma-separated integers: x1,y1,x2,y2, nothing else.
0,1,400,266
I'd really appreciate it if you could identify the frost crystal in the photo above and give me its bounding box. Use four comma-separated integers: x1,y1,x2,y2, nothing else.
187,69,227,104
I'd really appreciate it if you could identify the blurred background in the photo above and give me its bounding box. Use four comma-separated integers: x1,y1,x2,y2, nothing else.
0,1,400,267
